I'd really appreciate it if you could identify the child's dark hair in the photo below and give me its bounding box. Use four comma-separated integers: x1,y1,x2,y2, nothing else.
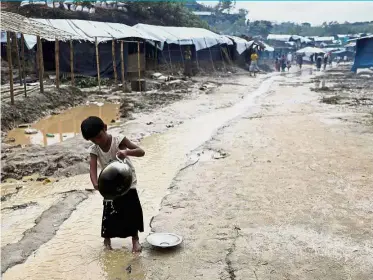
81,116,105,140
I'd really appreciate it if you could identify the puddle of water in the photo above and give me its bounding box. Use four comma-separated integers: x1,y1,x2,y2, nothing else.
2,76,279,280
6,103,120,147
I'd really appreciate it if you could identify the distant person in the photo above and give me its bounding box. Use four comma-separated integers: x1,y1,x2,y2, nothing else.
184,46,192,77
249,51,259,77
316,55,322,71
296,54,303,69
323,53,329,70
281,55,287,72
81,116,145,253
275,57,280,72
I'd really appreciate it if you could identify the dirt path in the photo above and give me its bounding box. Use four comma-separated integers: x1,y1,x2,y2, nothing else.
145,71,373,279
2,66,372,279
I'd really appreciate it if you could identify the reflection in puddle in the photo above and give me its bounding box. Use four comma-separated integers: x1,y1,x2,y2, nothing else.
6,103,120,147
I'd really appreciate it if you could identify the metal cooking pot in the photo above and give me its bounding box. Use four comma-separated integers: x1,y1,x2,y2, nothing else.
98,155,133,200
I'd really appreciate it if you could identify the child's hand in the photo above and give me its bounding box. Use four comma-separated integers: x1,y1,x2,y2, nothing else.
116,150,128,160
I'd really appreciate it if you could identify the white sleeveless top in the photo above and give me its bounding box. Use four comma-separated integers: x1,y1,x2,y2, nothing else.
88,134,137,189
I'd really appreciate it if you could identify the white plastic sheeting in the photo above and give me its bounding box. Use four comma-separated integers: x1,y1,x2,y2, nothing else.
133,23,233,51
262,42,274,52
225,35,254,54
29,19,159,43
296,47,325,56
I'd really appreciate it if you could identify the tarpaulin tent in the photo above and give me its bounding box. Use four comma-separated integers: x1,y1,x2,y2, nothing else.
133,23,233,51
23,19,159,78
225,35,254,55
351,36,373,72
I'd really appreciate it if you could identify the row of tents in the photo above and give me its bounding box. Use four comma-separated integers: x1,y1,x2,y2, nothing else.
1,18,269,78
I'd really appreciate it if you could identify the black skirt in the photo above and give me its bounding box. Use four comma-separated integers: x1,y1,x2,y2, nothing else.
101,189,144,239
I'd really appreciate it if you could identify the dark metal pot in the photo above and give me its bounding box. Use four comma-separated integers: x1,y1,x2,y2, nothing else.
98,155,133,200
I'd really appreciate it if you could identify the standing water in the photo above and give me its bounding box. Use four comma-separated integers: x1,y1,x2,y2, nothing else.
2,76,280,280
6,103,120,146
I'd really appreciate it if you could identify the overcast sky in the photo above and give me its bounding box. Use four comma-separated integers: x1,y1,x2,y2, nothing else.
198,1,373,25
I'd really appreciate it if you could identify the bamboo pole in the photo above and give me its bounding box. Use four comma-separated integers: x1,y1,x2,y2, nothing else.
70,38,75,86
167,43,173,73
178,40,185,69
95,37,101,91
20,34,27,97
155,42,158,70
204,37,216,73
6,32,15,105
36,36,44,94
120,41,125,91
112,39,117,84
137,41,141,92
192,40,200,71
217,39,227,72
55,38,60,89
12,33,22,86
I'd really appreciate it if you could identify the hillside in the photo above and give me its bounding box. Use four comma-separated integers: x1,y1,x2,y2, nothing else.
3,2,209,28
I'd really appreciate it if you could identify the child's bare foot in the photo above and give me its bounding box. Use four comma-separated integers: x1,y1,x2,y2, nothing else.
104,238,112,250
132,237,142,253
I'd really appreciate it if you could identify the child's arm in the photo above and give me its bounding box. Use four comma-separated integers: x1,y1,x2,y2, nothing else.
89,153,99,190
118,137,145,158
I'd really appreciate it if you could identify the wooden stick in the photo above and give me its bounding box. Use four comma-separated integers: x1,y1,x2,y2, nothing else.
13,33,22,86
70,38,74,86
112,39,117,84
192,40,199,70
204,37,216,73
217,39,227,72
178,40,185,68
155,42,158,70
137,41,141,92
55,38,60,89
6,32,15,105
20,34,27,97
36,35,44,94
120,41,125,91
167,43,173,73
95,37,101,91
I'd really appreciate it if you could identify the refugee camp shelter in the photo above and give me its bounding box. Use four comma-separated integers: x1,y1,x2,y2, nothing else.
25,19,159,78
351,35,373,72
133,23,233,65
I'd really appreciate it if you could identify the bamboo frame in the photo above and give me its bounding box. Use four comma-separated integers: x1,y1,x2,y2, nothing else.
178,40,185,68
112,39,118,84
6,32,15,105
37,35,44,94
167,43,173,74
70,39,74,86
192,39,199,70
12,33,22,86
20,34,27,97
120,41,125,91
137,41,141,92
204,37,216,73
55,38,60,89
217,39,227,72
95,37,101,91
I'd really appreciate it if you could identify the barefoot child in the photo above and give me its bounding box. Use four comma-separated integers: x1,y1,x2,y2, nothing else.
81,116,145,253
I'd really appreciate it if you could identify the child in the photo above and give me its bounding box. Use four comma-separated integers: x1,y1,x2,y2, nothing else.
81,116,145,253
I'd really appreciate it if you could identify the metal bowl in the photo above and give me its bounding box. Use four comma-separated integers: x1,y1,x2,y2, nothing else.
98,156,133,200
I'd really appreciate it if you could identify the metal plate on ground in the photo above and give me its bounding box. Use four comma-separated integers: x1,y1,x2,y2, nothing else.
146,232,183,248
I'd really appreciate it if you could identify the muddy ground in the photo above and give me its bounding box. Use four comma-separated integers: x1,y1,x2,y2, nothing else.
1,65,373,279
146,67,373,280
1,70,263,181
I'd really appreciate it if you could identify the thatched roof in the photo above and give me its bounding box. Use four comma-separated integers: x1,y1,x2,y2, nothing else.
1,11,80,41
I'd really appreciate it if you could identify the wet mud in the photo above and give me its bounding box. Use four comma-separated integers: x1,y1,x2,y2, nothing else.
145,68,373,280
3,65,372,279
1,190,90,273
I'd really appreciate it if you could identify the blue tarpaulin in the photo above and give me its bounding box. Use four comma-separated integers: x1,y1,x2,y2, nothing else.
351,36,373,72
